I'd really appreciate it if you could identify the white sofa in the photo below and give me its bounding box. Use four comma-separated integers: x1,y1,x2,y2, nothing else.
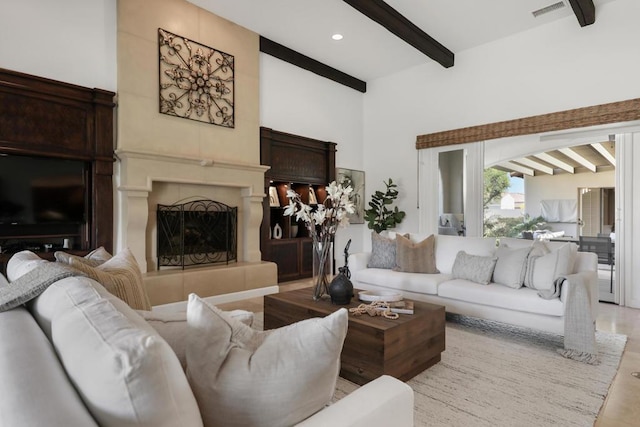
0,255,414,427
350,234,598,335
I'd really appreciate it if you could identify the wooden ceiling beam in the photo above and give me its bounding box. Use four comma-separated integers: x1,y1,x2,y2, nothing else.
558,147,597,172
591,142,616,166
567,0,596,27
343,0,454,68
259,36,367,93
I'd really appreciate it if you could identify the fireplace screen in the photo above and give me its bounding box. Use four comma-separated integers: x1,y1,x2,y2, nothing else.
157,199,237,269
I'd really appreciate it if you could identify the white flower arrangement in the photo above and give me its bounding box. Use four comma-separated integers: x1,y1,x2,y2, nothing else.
283,181,355,242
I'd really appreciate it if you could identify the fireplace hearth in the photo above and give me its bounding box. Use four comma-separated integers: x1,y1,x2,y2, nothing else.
157,199,237,269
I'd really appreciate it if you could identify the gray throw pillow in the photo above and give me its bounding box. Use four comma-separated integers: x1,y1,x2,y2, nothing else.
492,244,531,289
451,251,498,285
367,232,398,269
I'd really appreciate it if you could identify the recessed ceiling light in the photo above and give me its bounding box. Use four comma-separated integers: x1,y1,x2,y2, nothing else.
331,34,343,41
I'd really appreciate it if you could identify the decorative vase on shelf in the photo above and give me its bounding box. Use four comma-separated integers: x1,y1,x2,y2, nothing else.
312,237,332,300
273,223,283,239
290,224,299,238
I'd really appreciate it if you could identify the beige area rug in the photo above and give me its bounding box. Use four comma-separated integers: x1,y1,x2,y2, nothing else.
254,313,626,427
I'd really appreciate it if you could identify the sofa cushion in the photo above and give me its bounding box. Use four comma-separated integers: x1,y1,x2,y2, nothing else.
186,294,347,427
492,244,531,289
497,237,535,250
51,281,203,427
55,246,113,267
438,279,564,317
451,251,497,285
0,272,8,287
394,234,438,274
524,242,575,291
367,231,399,269
69,248,152,310
435,235,497,274
0,307,99,427
6,250,48,281
29,276,103,339
353,267,450,295
138,308,254,370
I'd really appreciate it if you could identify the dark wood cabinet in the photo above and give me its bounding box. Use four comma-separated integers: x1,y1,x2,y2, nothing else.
0,68,115,274
260,127,336,282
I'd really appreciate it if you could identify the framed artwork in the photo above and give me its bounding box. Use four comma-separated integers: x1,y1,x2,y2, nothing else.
158,28,234,128
336,168,365,224
269,186,279,207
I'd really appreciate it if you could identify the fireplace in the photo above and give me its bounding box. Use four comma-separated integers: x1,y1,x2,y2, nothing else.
157,199,237,269
114,149,277,306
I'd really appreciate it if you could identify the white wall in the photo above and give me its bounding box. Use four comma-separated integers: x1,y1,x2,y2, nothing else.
260,54,365,265
365,0,640,236
0,0,117,91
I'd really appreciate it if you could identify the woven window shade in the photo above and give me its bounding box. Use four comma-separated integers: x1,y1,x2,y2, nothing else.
416,98,640,149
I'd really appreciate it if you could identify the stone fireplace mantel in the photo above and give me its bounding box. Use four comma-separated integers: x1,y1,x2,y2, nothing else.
114,149,269,273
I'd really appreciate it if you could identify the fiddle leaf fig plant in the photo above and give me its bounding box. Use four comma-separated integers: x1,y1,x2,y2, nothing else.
364,178,406,233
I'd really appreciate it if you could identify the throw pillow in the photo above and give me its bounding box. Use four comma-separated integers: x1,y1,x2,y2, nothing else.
394,233,439,274
52,286,203,427
451,251,498,285
492,244,532,289
69,248,152,311
6,250,48,282
138,308,254,370
367,232,398,269
55,246,113,267
186,294,348,427
524,242,575,291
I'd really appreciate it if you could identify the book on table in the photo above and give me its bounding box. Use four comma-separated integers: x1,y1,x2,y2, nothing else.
376,300,414,315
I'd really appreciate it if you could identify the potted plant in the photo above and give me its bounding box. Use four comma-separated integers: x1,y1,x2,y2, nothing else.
364,178,406,233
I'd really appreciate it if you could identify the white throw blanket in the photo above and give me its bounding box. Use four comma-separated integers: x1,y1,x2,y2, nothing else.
539,274,598,364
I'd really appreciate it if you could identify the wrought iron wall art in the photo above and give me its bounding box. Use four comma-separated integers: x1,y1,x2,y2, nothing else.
157,199,237,269
158,28,234,128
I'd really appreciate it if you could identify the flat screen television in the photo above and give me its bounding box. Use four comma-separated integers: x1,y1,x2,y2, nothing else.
0,154,87,225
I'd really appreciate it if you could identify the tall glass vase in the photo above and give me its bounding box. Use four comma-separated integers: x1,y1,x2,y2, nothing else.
312,237,332,300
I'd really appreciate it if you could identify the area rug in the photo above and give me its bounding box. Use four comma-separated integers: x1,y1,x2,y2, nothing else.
255,312,626,427
336,314,627,427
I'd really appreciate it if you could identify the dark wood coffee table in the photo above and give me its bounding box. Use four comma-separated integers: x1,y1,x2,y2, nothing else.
264,288,445,385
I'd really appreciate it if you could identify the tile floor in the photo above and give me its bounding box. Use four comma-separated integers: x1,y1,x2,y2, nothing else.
218,280,640,426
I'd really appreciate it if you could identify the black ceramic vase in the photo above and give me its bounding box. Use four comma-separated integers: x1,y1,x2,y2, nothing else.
329,268,354,305
329,239,354,305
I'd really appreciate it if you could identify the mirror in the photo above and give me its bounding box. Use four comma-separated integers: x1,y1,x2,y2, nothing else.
438,149,465,236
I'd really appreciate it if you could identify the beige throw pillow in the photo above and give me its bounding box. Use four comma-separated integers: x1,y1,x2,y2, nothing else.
69,248,151,311
394,233,439,274
138,308,254,370
186,294,348,427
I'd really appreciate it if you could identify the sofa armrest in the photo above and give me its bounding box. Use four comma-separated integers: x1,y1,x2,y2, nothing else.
295,375,414,427
348,252,371,272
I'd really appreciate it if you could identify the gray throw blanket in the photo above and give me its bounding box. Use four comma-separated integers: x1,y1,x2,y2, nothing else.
539,274,598,364
0,263,83,312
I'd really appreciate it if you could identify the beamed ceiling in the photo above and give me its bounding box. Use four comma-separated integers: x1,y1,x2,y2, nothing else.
189,0,614,92
492,142,616,177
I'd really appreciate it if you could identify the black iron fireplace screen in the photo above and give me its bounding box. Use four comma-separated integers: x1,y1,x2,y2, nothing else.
157,199,237,269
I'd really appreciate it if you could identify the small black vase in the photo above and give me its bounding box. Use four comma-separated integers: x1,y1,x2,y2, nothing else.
328,266,354,305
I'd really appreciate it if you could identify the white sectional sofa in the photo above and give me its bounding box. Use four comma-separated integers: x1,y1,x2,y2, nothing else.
350,233,598,335
0,251,414,427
